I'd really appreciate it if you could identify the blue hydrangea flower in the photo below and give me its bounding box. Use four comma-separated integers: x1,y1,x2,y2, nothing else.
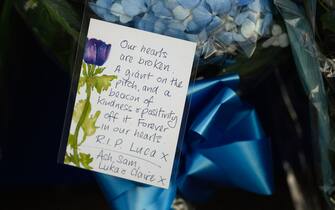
89,0,273,59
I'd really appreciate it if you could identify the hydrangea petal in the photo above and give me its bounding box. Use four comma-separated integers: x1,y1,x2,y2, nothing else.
90,0,119,22
96,0,115,11
186,33,200,42
217,32,234,45
152,1,173,17
206,0,231,14
164,26,186,39
233,32,246,42
206,16,223,33
177,0,201,9
173,5,191,20
110,3,132,23
135,13,157,32
191,5,213,29
154,19,168,33
198,29,208,42
260,0,271,11
165,0,179,10
187,29,208,43
255,18,263,35
260,13,272,35
224,21,236,31
240,18,256,38
248,0,262,12
119,14,133,23
235,12,250,25
248,11,258,23
110,3,126,16
121,0,147,16
237,0,252,6
183,15,193,27
249,33,258,43
228,4,240,17
186,20,202,33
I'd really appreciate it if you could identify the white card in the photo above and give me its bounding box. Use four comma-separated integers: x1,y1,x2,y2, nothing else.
64,18,196,189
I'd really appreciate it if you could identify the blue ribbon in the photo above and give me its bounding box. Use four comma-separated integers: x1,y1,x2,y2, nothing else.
96,74,273,210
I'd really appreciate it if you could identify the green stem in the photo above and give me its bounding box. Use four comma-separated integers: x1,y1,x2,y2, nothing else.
72,76,92,166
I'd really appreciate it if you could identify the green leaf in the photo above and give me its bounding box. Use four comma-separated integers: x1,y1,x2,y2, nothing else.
64,152,75,164
321,12,335,33
87,64,95,76
73,99,91,123
40,0,80,39
82,62,88,77
94,67,106,75
78,77,86,94
67,134,76,149
93,75,118,93
79,153,93,169
81,111,101,139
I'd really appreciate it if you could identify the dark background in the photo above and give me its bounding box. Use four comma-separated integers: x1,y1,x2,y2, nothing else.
0,2,325,210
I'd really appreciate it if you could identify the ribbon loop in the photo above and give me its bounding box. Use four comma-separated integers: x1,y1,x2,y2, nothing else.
97,74,273,210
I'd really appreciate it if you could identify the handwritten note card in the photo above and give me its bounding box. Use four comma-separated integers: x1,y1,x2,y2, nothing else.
64,18,196,189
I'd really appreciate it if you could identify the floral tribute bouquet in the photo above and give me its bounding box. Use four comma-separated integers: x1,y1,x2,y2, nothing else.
3,0,335,209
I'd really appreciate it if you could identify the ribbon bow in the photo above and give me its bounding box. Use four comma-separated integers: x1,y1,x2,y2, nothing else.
97,74,273,210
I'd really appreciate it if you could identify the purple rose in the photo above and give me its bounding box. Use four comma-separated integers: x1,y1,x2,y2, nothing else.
83,38,111,66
